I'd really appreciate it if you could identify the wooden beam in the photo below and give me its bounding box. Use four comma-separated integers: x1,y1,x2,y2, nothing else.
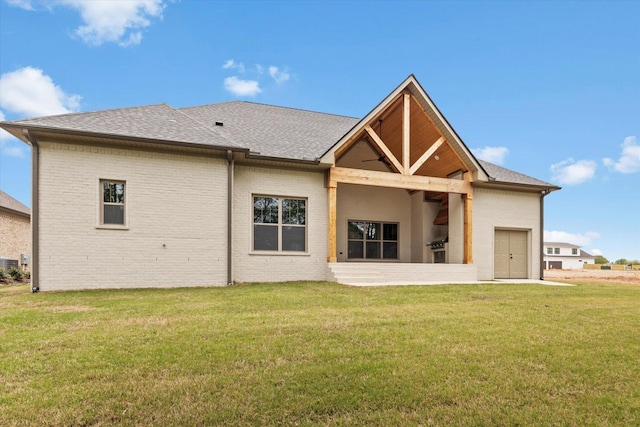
364,125,405,174
463,192,473,264
330,166,472,194
409,136,445,175
327,181,337,262
403,94,410,174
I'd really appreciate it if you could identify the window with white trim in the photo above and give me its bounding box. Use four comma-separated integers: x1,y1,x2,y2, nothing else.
547,247,553,255
253,196,306,252
347,220,398,260
554,247,560,254
572,248,578,255
101,180,125,225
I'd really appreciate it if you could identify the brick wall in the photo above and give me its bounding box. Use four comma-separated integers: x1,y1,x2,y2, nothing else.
473,187,541,280
232,165,329,283
0,210,30,266
38,142,229,290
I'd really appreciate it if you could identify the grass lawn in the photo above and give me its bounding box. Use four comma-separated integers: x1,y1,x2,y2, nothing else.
1,281,639,426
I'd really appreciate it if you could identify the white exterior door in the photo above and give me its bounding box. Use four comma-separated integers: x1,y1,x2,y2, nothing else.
494,230,528,279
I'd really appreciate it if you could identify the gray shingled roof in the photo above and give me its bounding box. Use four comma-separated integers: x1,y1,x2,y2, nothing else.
4,104,242,149
0,190,30,216
479,160,556,188
180,101,358,160
1,100,554,189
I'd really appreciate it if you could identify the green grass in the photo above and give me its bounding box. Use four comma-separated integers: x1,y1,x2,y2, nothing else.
1,281,639,426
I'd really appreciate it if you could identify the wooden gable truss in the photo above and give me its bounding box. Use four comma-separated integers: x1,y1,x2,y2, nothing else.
326,79,479,264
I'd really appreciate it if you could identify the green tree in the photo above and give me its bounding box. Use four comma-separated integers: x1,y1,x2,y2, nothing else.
594,255,609,264
614,258,629,265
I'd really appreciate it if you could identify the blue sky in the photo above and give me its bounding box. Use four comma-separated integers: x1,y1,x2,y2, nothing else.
1,0,638,261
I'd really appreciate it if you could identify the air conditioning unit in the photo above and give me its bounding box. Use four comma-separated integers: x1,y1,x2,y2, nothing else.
21,254,31,265
0,258,19,270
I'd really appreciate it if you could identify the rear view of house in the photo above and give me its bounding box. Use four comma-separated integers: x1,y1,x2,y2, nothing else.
0,75,560,291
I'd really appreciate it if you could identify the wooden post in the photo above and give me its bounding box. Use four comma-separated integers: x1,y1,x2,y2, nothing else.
463,192,473,264
403,93,410,175
328,181,337,262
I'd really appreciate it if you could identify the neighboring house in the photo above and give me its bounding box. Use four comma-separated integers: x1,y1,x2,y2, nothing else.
0,75,560,291
0,190,31,269
544,242,595,270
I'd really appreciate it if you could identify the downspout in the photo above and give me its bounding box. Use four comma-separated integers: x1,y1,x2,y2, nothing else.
23,130,39,292
226,150,234,286
539,189,548,280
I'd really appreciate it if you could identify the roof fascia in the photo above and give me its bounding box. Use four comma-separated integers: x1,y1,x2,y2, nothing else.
0,205,30,219
474,180,562,193
0,122,249,154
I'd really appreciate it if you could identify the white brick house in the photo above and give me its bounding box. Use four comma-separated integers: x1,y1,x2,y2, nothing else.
1,75,560,291
544,242,595,270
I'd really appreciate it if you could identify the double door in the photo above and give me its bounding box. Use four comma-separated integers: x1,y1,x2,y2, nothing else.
494,230,528,279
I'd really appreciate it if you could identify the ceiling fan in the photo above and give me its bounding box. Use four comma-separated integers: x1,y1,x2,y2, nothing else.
361,118,390,166
362,156,391,166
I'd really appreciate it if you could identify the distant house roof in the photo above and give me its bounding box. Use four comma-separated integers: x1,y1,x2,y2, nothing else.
544,242,581,248
1,91,557,190
0,190,30,217
580,250,595,259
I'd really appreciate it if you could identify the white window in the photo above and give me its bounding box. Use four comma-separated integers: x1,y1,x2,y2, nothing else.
572,248,578,255
101,180,125,226
347,220,398,260
554,247,560,254
253,196,306,252
547,247,553,255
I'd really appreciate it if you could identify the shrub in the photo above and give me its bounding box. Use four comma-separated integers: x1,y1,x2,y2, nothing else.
23,270,31,280
0,269,7,282
8,267,24,281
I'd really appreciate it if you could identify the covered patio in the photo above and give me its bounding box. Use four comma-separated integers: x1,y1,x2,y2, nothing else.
321,83,484,283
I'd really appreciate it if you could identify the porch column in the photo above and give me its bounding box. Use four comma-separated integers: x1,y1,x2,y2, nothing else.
463,192,473,264
328,180,337,262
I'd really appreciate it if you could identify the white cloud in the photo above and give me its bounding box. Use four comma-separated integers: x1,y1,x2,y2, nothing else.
221,61,291,96
6,0,166,46
590,248,603,256
5,0,36,10
471,146,509,165
603,136,640,174
550,158,596,185
268,66,290,84
0,67,81,117
544,230,601,247
223,76,261,97
222,59,245,73
0,112,26,157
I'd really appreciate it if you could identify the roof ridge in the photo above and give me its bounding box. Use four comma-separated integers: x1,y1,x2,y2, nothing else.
180,100,359,120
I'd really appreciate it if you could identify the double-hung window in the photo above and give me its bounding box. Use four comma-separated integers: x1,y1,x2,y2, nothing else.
547,247,553,255
253,196,306,252
101,180,126,226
